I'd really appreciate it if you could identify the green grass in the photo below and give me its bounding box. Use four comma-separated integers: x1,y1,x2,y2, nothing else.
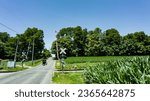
17,59,42,67
0,60,8,69
1,67,27,72
0,59,41,72
56,61,98,70
52,72,84,84
24,59,42,67
65,56,135,64
56,56,140,70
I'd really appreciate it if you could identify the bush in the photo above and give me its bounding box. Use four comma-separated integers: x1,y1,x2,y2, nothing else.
84,56,150,84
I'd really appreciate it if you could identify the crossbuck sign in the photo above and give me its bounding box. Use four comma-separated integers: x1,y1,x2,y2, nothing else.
60,48,66,54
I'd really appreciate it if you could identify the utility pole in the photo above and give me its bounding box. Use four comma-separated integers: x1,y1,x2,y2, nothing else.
32,37,35,66
55,31,60,60
14,39,19,68
26,41,31,60
56,41,60,60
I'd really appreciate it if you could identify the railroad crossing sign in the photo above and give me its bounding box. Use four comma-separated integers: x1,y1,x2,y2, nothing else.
60,48,66,71
21,51,27,68
60,48,66,54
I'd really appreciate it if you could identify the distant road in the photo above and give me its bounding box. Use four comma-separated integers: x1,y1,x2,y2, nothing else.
0,58,55,84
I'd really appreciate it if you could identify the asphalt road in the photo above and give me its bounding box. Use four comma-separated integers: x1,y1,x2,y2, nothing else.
0,58,55,84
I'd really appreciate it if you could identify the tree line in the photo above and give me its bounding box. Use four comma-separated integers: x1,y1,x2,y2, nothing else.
51,26,150,57
0,27,50,61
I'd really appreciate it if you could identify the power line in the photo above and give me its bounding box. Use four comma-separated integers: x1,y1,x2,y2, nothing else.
0,22,18,33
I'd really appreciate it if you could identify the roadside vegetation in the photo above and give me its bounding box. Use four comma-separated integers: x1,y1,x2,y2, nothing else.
0,59,42,72
52,26,150,84
0,28,51,68
55,56,140,71
0,60,27,72
53,56,150,84
16,59,42,67
52,72,84,84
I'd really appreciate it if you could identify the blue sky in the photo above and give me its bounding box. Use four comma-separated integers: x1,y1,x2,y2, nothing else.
0,0,150,49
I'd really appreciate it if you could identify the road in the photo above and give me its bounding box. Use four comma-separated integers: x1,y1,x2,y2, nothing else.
0,58,55,84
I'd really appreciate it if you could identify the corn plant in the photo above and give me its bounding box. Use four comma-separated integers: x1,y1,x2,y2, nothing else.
83,56,150,84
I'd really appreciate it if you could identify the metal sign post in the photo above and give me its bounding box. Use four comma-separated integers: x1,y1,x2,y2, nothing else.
60,48,66,71
21,51,27,68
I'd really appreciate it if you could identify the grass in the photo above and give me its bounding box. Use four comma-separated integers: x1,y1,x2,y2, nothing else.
0,59,42,72
24,59,42,67
17,59,42,67
0,60,8,69
56,61,98,70
56,56,139,70
1,67,28,72
65,56,135,64
52,72,84,84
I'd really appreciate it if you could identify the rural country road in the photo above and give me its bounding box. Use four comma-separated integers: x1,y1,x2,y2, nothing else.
0,58,55,84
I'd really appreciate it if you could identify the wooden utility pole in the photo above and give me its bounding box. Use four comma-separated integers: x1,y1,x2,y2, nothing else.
55,30,60,60
26,41,30,60
14,39,19,68
32,38,35,66
56,41,60,60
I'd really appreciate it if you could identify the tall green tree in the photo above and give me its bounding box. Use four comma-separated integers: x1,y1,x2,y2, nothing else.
51,26,150,57
0,32,10,59
85,28,104,56
104,28,121,45
21,27,45,60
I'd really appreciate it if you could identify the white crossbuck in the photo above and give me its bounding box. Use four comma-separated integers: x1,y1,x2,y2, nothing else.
60,48,66,54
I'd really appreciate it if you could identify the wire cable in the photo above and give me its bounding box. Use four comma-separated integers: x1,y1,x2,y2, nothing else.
0,22,18,33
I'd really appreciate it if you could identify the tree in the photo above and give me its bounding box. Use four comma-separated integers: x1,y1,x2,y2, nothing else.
51,27,150,56
73,26,87,56
20,27,45,60
104,28,121,45
85,28,104,56
0,32,10,43
4,37,17,59
42,48,51,59
51,26,88,56
0,32,10,59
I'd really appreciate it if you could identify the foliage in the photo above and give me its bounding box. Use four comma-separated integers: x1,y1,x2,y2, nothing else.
84,56,150,84
0,27,45,61
52,72,84,84
0,60,8,69
42,48,51,59
51,26,150,57
0,32,10,59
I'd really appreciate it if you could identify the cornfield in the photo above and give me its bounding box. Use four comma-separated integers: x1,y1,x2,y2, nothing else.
84,56,150,84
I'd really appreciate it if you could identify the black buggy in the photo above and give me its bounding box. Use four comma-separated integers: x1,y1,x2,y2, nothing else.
42,58,47,66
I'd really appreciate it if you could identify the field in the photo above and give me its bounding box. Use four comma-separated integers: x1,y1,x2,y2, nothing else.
55,56,137,71
53,56,150,84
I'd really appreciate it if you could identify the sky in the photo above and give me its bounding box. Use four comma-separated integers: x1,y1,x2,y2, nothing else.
0,0,150,49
